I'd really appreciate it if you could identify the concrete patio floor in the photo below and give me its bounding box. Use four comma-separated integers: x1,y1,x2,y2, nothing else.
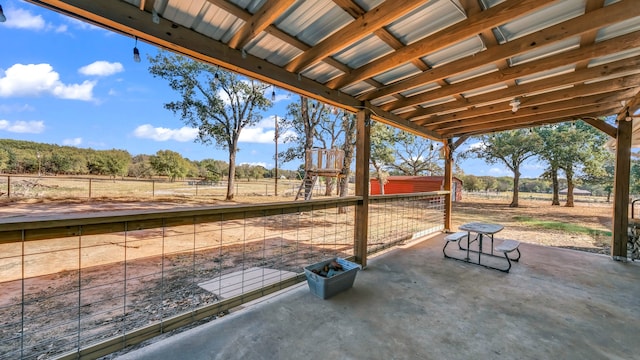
117,234,640,360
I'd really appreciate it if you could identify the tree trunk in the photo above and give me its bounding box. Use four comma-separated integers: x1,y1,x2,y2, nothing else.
226,151,236,201
324,177,334,196
376,168,386,195
551,166,560,206
565,174,575,207
510,169,520,207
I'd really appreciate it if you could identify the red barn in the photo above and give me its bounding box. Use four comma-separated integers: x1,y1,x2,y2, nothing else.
370,176,463,201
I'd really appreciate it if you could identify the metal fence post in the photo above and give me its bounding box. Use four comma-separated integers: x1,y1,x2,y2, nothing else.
6,175,10,198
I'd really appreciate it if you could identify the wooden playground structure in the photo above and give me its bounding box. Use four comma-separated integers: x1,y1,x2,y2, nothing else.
295,148,345,200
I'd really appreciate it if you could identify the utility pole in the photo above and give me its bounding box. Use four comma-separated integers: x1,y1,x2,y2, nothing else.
274,115,279,196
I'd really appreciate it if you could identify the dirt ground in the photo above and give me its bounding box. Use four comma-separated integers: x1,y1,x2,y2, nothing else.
0,195,617,359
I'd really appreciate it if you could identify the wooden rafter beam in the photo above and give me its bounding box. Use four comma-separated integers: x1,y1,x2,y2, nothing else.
582,117,617,138
285,0,428,73
430,90,635,132
384,30,640,111
422,77,640,125
325,0,557,90
441,103,622,137
406,56,640,122
359,0,639,102
227,0,296,50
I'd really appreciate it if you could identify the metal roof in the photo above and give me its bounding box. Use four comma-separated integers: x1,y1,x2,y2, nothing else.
26,0,640,140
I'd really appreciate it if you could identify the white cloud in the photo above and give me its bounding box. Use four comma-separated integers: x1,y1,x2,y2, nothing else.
0,120,45,133
63,137,82,146
0,103,35,113
240,162,268,168
466,141,484,150
489,167,512,176
133,124,198,142
2,7,46,30
79,61,124,76
0,63,95,101
239,115,297,143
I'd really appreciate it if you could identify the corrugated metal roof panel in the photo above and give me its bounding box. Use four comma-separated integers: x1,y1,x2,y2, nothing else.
277,0,352,46
370,95,398,107
302,62,343,84
245,33,303,67
163,0,210,30
229,0,267,13
385,0,467,45
417,96,457,108
446,64,499,85
400,83,441,98
492,0,585,44
341,81,376,97
515,65,576,85
373,63,422,85
596,17,640,42
193,3,244,41
461,83,509,98
421,36,486,68
353,0,385,12
332,34,394,69
588,47,640,68
509,37,581,67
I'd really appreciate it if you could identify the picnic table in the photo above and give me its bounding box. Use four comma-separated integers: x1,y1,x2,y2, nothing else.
443,222,521,273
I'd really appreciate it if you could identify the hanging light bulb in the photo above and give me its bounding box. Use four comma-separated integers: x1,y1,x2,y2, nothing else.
271,86,276,101
133,37,141,63
0,5,6,23
241,48,247,59
509,98,520,113
214,67,220,82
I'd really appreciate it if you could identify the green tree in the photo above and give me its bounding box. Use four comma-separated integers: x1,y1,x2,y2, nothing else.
150,150,188,181
555,121,610,207
148,51,271,200
463,129,542,207
128,155,155,179
0,148,10,173
369,122,396,195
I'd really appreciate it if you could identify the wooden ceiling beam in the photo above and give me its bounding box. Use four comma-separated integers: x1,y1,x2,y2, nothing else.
455,109,616,137
440,103,622,136
582,117,617,138
384,30,640,111
227,0,296,50
421,74,640,125
406,56,640,121
285,0,428,73
430,90,635,132
359,0,639,103
325,0,556,90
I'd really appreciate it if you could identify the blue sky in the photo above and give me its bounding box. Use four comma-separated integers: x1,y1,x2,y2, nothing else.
0,0,544,178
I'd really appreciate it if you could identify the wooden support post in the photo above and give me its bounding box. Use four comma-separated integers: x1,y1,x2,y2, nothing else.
443,139,453,232
355,109,371,267
612,118,632,260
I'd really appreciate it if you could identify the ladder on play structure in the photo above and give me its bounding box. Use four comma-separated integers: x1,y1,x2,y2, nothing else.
295,172,319,200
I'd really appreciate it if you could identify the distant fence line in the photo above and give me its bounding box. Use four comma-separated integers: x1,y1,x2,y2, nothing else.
463,190,611,205
0,175,337,200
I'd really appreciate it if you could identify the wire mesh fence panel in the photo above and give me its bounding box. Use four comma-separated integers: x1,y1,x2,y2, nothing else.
368,193,446,255
0,198,364,359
